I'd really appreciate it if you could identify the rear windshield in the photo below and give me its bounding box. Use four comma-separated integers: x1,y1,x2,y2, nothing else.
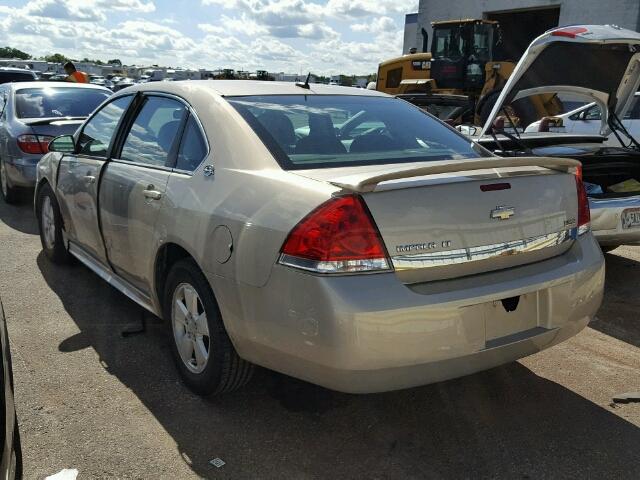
15,87,111,119
227,95,488,169
0,71,35,84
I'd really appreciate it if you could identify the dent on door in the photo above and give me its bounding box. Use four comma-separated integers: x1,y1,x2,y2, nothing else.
99,161,170,292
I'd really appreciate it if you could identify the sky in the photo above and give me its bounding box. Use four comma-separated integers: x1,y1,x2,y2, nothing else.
0,0,418,75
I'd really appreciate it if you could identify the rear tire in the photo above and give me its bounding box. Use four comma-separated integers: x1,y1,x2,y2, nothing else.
36,183,71,264
0,159,20,204
164,259,253,395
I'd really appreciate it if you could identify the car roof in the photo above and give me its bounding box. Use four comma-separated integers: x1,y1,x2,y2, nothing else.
127,80,389,97
0,67,36,74
8,81,112,92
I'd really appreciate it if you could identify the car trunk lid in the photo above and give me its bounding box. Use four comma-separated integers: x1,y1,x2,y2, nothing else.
294,157,581,283
480,25,640,138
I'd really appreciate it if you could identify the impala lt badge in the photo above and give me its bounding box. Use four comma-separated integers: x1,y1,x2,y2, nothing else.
491,205,515,220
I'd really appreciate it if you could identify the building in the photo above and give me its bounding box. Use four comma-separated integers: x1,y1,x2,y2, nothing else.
403,13,419,54
406,0,640,56
0,59,53,73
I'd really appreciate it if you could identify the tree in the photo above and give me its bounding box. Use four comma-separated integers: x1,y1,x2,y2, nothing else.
108,59,122,66
0,46,31,60
44,53,69,63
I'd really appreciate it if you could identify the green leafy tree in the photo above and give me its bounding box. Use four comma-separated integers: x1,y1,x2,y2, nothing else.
44,53,70,63
108,59,122,65
0,46,31,60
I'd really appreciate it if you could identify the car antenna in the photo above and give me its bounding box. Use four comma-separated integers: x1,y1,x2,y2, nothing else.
296,72,311,89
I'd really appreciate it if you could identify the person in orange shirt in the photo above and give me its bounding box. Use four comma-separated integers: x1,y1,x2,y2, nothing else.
63,62,89,83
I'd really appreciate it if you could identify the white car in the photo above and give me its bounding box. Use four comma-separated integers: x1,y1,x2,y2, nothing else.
477,24,640,249
525,93,640,145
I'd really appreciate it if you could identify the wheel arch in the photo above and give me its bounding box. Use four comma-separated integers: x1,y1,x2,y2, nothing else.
154,242,202,314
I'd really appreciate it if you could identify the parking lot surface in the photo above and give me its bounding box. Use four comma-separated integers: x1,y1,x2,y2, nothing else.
0,195,638,479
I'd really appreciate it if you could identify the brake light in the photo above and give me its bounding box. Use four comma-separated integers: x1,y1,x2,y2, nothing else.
551,26,588,38
279,195,391,274
575,175,591,235
17,134,53,154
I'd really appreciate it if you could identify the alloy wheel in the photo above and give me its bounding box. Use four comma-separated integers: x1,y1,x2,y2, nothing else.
0,161,7,198
172,283,210,374
41,196,56,250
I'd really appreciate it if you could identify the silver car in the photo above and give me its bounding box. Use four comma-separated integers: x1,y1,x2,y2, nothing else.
35,80,604,395
0,82,111,203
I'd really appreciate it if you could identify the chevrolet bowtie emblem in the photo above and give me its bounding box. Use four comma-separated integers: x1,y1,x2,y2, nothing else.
491,205,515,220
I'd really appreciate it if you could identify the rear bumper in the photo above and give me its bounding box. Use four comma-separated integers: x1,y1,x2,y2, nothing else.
590,195,640,246
216,233,604,393
4,157,38,187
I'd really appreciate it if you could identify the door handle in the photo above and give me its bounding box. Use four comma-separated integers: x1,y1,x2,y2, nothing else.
84,175,96,184
143,185,162,200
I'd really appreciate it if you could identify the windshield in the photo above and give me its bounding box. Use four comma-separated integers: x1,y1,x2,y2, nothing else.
472,24,493,62
15,87,111,119
433,26,466,59
228,95,488,170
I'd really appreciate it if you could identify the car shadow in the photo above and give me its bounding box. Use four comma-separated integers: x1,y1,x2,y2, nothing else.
590,249,640,347
36,252,640,479
0,191,39,235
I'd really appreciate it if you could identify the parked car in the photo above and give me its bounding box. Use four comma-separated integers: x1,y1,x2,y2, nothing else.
112,78,135,92
478,24,640,250
0,68,36,85
36,80,604,395
525,92,640,145
0,82,112,203
0,298,22,479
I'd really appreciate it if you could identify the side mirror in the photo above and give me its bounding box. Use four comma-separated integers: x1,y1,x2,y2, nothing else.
48,135,76,153
456,124,478,136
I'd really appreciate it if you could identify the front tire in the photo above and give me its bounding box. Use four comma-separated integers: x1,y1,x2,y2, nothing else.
36,183,71,264
164,259,253,395
0,159,20,204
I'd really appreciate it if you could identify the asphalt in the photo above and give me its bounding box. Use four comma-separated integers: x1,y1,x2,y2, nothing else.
0,193,638,479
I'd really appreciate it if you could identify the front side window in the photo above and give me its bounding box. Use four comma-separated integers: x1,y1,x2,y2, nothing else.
15,87,111,119
120,96,186,167
78,95,133,157
176,115,207,171
228,95,488,170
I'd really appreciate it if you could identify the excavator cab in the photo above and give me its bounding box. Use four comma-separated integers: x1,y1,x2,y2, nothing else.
429,20,501,92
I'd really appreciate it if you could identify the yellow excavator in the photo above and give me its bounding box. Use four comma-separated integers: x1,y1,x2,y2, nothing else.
377,19,561,125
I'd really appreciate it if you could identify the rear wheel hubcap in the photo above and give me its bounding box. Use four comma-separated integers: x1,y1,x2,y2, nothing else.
0,161,7,197
41,196,56,249
172,283,210,374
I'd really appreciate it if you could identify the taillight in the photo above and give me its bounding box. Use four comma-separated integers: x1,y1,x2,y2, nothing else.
17,134,53,154
279,195,391,274
575,175,591,235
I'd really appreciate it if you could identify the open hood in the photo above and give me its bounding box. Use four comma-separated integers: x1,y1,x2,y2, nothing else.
480,25,640,137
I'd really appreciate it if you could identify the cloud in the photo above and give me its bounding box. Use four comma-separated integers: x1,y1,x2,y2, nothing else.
0,0,412,75
351,16,396,34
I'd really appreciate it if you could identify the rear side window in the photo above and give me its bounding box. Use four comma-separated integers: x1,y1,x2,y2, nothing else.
120,96,187,167
228,95,487,170
78,95,133,157
176,115,207,171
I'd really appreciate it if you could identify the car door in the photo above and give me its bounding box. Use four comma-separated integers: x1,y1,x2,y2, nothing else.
99,94,188,293
56,95,134,263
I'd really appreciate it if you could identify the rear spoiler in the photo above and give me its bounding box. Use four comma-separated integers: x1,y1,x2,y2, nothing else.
331,156,581,193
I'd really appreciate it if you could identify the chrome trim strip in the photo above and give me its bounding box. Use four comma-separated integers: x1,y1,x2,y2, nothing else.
392,229,576,270
68,242,157,314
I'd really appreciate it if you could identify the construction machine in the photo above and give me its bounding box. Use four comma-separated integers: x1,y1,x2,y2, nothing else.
377,19,562,125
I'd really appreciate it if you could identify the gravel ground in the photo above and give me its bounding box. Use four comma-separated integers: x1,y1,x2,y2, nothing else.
0,195,638,479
